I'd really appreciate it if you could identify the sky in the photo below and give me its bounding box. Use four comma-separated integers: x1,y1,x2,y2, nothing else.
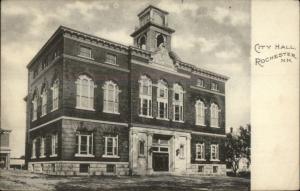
1,0,250,157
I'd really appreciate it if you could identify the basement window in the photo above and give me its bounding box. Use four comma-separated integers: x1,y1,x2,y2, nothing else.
198,165,204,173
106,164,116,173
213,166,218,173
79,164,90,173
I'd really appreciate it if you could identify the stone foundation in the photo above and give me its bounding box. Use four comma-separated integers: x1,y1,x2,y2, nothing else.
187,164,226,176
28,161,130,176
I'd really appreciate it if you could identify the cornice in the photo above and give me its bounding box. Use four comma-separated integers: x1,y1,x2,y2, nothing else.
61,26,129,53
177,61,229,82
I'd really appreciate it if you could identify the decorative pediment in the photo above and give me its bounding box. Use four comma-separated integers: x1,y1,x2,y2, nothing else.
150,45,176,71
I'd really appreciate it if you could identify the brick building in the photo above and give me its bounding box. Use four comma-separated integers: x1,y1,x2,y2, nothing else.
25,5,229,176
0,128,12,169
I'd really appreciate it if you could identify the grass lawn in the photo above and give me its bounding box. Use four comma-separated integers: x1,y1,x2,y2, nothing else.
0,169,250,191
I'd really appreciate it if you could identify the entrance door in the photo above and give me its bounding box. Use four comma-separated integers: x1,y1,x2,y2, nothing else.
153,153,169,171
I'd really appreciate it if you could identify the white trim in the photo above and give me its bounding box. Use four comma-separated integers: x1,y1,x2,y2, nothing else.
191,131,226,137
29,116,128,132
138,114,153,119
190,86,225,96
104,136,119,157
103,111,120,115
131,59,191,79
50,154,57,157
29,117,63,132
28,161,129,165
75,106,95,111
131,124,225,137
102,155,120,159
75,154,95,158
63,116,128,126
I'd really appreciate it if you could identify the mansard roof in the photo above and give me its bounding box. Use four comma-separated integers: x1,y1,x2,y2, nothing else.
26,26,229,81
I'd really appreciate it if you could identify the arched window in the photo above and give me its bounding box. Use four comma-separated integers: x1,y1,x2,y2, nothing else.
173,83,184,121
51,79,59,111
32,92,38,121
139,75,152,117
210,103,220,128
195,100,206,126
157,80,168,119
103,81,120,114
156,34,165,48
76,75,95,110
139,35,146,50
41,86,47,116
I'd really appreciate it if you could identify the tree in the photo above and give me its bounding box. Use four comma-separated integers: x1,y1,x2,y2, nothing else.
225,124,251,176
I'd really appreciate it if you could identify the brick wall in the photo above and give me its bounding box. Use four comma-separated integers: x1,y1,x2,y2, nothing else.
61,119,129,162
190,134,226,164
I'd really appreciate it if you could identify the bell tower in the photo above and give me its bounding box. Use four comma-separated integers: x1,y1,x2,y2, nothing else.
131,5,175,52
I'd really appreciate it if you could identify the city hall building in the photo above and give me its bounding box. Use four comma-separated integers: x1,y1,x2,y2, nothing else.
25,5,229,176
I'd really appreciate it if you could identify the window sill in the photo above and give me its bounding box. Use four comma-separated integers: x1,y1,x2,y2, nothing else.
104,61,118,66
156,117,170,121
210,159,220,162
32,119,37,122
50,154,57,157
139,115,153,119
40,155,46,158
50,108,58,112
75,107,95,111
173,120,184,123
195,159,206,161
75,154,95,157
210,126,220,128
102,155,120,159
196,124,206,126
31,157,36,159
78,55,94,60
103,111,120,115
211,89,219,92
40,114,47,117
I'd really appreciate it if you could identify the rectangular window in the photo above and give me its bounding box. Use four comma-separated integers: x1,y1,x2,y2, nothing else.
173,84,184,122
106,164,116,173
104,136,118,157
139,140,145,156
32,97,38,121
75,133,93,156
51,134,58,157
210,144,219,161
213,166,218,173
140,98,152,117
76,75,94,110
105,53,117,65
52,80,59,111
198,165,204,173
78,46,92,58
196,143,205,160
41,90,47,116
211,82,219,91
40,137,46,158
174,93,179,101
79,164,90,173
197,79,204,87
